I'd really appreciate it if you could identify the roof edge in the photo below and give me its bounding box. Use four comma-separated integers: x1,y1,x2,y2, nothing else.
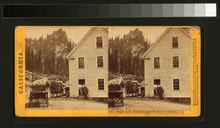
66,27,108,59
142,28,171,59
142,28,191,59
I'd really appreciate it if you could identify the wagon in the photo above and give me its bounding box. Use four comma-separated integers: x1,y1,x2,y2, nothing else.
108,84,124,107
29,79,49,107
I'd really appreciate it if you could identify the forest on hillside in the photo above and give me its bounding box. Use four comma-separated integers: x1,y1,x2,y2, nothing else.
25,29,75,77
109,28,151,77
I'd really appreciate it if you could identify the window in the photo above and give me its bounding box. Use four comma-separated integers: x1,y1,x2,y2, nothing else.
78,79,85,85
173,56,179,68
98,79,104,90
154,79,161,86
154,57,160,69
96,37,103,48
97,56,103,67
173,79,180,90
78,57,84,69
172,37,178,48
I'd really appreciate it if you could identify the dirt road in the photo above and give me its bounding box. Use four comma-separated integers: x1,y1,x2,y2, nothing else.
119,98,190,110
26,97,190,110
26,98,108,110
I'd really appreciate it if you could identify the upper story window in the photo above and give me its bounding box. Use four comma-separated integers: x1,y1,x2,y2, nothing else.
98,79,104,90
96,37,103,48
173,56,179,68
78,57,84,69
173,79,180,90
97,56,104,68
154,57,160,69
172,37,178,48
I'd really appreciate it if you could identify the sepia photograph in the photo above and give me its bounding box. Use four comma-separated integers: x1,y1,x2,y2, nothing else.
15,26,201,116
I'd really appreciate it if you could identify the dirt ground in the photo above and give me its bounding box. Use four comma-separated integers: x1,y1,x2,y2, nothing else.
110,98,190,110
26,98,108,110
26,97,190,110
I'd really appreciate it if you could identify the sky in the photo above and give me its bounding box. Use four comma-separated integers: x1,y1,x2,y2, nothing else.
26,26,167,44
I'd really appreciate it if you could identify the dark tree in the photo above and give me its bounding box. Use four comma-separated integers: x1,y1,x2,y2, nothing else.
109,28,150,77
25,28,75,77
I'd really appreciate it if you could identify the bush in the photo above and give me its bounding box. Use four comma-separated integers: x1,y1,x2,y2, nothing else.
79,86,89,99
49,80,63,96
154,86,164,99
125,80,139,96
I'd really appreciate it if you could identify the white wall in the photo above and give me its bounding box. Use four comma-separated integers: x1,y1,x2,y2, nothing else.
68,28,108,97
144,29,191,98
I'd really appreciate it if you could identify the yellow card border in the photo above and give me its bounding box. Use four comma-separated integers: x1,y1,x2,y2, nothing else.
15,26,201,117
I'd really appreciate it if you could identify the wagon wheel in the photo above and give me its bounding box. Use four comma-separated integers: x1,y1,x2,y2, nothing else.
36,100,40,107
46,99,49,107
29,97,33,107
45,93,49,107
29,101,32,107
112,102,115,107
121,99,124,106
108,100,115,107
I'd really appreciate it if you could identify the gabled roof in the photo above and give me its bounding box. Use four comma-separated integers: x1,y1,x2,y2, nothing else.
142,28,191,59
66,27,108,59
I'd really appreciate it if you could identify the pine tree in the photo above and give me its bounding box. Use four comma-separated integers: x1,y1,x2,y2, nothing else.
108,28,150,77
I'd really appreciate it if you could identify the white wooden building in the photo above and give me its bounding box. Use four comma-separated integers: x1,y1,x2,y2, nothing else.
66,27,108,98
142,28,191,98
